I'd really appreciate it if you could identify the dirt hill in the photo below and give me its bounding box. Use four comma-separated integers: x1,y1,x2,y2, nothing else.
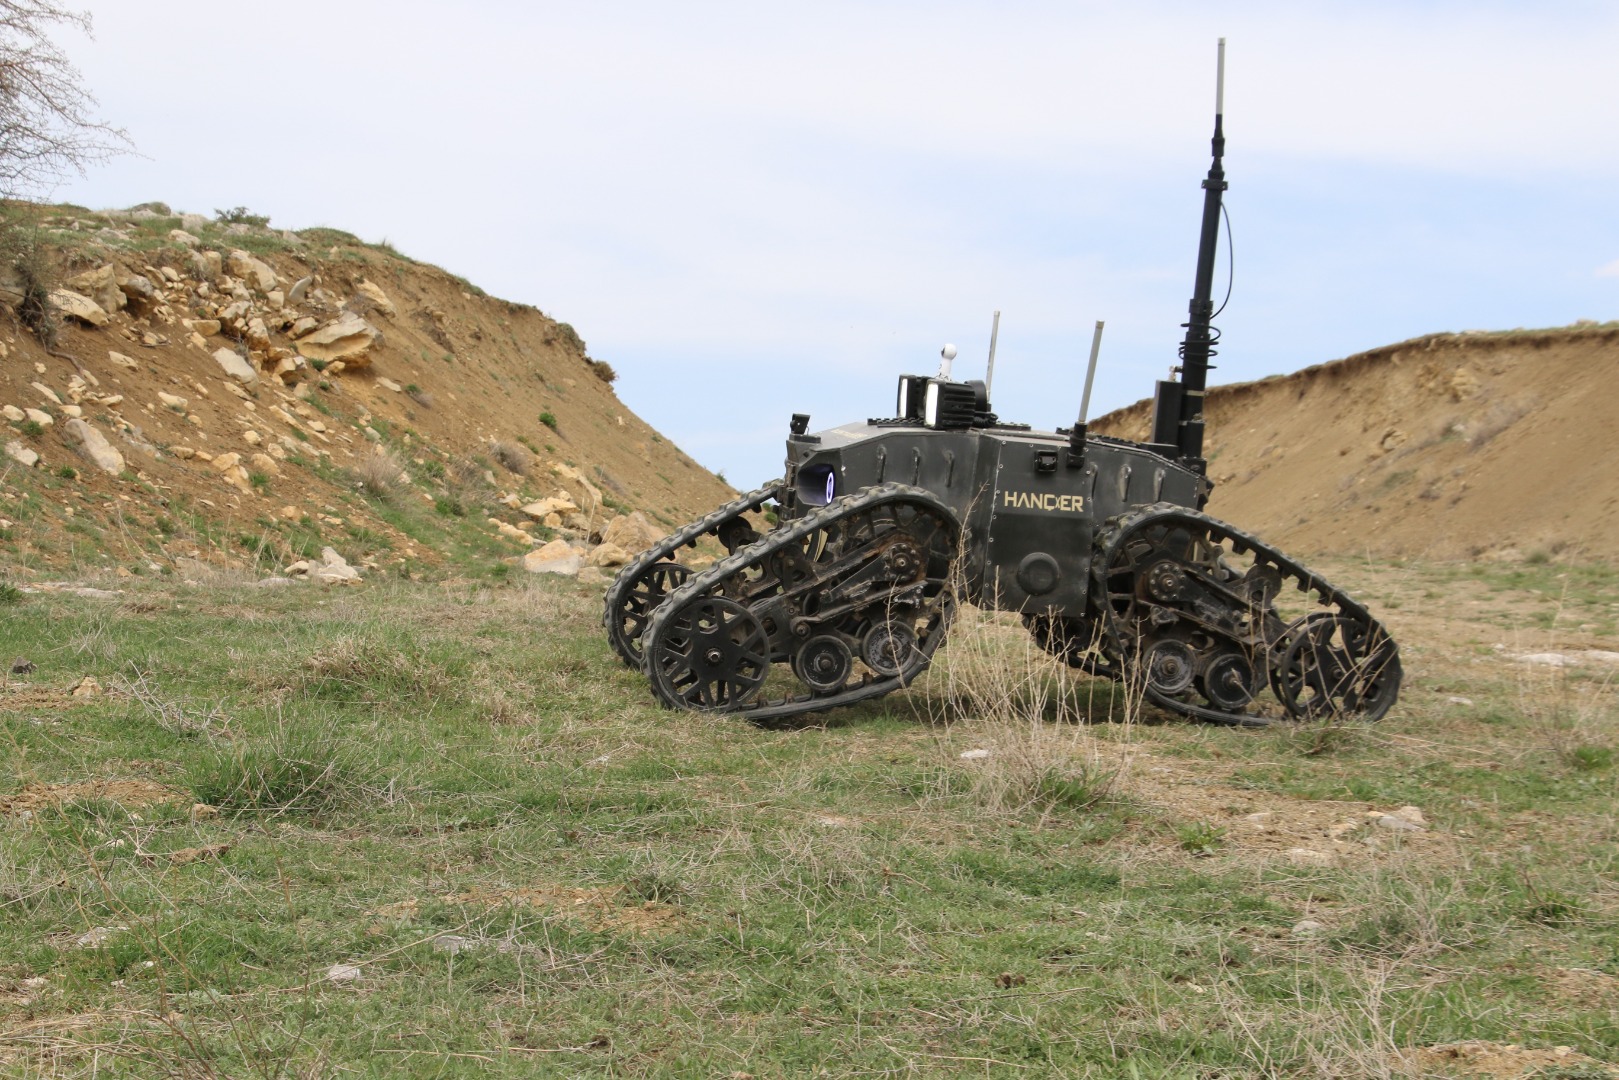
0,204,733,581
1093,324,1619,563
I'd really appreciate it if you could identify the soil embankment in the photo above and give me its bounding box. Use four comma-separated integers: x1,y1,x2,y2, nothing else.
1093,325,1619,562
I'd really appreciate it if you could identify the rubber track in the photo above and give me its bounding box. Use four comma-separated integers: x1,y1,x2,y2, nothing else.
602,479,783,666
1091,502,1399,727
639,482,957,723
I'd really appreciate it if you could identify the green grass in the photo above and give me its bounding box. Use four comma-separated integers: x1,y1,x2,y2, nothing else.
0,566,1614,1076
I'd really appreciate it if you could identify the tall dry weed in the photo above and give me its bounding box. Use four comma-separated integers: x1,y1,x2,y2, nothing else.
920,603,1139,815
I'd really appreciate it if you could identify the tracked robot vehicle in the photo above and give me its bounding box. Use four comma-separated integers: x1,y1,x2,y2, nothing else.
604,42,1401,726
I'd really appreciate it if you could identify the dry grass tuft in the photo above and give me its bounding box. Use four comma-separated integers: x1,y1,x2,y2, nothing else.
490,439,530,476
922,603,1136,815
351,448,405,499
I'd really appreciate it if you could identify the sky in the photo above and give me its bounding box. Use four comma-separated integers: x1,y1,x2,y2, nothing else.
44,1,1619,489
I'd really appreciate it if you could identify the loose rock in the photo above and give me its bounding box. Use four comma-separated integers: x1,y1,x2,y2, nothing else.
62,419,126,475
356,279,396,317
294,312,381,365
4,440,39,467
601,510,663,554
212,347,259,386
227,249,279,292
49,289,109,327
586,542,632,568
523,538,581,576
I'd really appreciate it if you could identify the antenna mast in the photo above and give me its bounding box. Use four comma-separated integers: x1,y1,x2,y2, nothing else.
1150,37,1227,469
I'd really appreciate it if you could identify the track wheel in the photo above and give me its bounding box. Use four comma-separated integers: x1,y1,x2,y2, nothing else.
1270,613,1402,721
606,561,691,666
792,635,854,695
647,596,770,711
863,621,922,679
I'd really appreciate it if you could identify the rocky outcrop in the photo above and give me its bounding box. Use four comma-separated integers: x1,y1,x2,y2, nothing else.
66,265,124,313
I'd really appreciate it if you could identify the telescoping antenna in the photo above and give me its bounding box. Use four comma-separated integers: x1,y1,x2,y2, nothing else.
1149,36,1228,469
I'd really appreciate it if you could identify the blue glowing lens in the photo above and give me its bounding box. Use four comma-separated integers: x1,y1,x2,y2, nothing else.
824,472,836,504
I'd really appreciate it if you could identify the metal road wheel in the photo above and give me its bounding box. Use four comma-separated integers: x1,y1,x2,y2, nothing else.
792,635,854,694
647,596,770,711
606,561,692,666
1271,612,1402,721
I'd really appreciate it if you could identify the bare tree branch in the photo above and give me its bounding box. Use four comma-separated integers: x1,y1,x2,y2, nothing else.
0,0,129,198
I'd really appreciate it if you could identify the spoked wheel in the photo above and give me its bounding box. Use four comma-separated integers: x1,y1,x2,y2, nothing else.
1270,612,1402,721
647,596,770,711
606,561,692,666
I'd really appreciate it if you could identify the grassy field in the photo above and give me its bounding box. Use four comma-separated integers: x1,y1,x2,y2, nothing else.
0,555,1616,1078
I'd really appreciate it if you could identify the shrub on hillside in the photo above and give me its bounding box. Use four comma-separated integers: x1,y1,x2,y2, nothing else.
215,206,269,227
490,440,530,476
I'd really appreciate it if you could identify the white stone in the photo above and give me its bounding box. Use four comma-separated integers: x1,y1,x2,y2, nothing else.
158,392,189,410
169,229,200,247
287,275,313,305
212,347,258,385
376,376,402,392
62,419,126,475
118,273,159,308
959,748,991,761
30,381,61,405
1284,848,1335,868
325,963,362,983
1290,919,1327,938
4,440,39,467
2,405,24,421
24,408,52,428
